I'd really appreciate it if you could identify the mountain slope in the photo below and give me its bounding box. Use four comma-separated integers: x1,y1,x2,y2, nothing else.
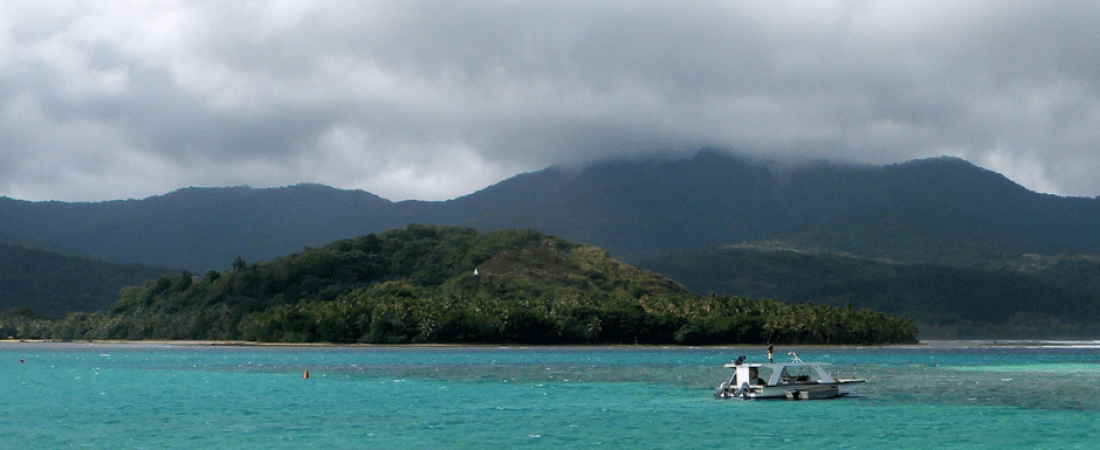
449,151,788,254
635,247,1100,339
0,184,406,271
774,157,1100,264
0,243,175,318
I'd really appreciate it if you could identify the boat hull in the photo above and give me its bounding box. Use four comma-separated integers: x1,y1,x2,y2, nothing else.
716,380,864,400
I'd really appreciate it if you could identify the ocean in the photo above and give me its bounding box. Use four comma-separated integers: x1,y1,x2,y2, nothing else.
3,342,1098,449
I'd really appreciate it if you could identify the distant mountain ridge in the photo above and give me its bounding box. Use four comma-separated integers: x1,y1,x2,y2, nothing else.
4,149,1100,337
0,184,406,271
2,150,1099,272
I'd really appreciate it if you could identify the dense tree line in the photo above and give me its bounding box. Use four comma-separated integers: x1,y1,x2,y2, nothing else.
230,287,915,345
0,225,917,345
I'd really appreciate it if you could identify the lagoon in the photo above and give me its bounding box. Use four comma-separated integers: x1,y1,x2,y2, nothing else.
3,342,1098,448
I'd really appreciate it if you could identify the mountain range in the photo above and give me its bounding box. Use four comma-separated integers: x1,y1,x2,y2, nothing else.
6,150,1099,272
3,149,1099,337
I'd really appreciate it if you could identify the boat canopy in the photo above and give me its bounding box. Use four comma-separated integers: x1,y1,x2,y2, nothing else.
723,361,837,386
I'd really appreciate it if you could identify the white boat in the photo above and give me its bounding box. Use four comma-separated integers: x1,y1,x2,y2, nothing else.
714,352,865,400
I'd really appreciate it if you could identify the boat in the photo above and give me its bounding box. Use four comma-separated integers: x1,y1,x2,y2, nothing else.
714,351,865,400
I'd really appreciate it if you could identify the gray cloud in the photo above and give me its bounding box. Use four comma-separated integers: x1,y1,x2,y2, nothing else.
2,1,1099,201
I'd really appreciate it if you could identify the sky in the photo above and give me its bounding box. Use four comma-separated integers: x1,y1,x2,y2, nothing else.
3,1,1100,202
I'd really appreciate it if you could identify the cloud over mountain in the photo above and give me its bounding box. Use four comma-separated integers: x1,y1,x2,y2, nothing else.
3,1,1100,201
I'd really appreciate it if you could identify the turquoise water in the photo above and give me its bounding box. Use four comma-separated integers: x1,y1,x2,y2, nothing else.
3,342,1099,448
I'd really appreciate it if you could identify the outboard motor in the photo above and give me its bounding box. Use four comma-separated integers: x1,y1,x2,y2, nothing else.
715,381,730,398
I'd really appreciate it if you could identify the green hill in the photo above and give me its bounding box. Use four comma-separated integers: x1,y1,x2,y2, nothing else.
0,243,175,318
1,225,916,345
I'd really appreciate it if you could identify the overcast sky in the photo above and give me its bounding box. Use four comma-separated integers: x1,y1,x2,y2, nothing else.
3,1,1099,202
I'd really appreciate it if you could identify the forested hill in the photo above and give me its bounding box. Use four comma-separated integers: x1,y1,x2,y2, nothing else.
3,151,1099,272
636,247,1100,339
1,225,916,345
0,243,175,318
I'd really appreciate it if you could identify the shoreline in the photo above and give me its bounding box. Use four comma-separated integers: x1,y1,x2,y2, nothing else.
0,339,905,348
3,339,1098,349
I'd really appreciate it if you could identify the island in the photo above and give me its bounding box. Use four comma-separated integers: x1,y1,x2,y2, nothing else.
2,225,917,345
